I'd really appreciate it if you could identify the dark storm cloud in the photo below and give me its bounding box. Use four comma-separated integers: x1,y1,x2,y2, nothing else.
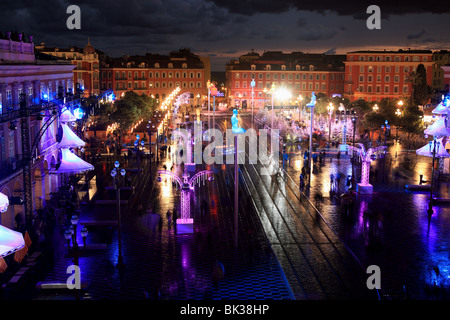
297,25,337,41
407,29,426,40
205,0,450,17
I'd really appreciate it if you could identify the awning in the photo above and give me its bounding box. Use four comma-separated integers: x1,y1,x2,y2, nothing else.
0,225,25,258
424,116,450,137
0,192,8,213
50,148,94,174
58,123,85,148
416,137,450,158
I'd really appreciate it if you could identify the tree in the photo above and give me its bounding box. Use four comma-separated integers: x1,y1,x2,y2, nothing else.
362,111,386,143
398,104,424,149
408,64,431,106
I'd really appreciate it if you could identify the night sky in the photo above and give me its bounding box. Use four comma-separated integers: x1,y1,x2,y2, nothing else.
1,0,449,70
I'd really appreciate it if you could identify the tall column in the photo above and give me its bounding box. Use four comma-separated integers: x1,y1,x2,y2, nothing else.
0,83,7,114
11,82,20,110
32,80,41,105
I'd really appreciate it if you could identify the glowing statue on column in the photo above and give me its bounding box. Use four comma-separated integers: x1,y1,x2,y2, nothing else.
231,109,246,134
306,92,316,107
347,143,386,194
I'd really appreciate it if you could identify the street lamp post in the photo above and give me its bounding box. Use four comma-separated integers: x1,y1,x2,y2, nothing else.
395,108,402,141
427,138,440,220
381,120,390,183
207,80,211,129
111,161,126,268
251,78,255,128
327,103,334,143
64,214,88,300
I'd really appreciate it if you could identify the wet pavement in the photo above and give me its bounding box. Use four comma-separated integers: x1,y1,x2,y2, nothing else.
3,111,450,301
277,137,450,300
24,139,293,300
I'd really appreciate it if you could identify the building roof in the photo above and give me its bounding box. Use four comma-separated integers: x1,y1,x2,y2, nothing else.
227,50,345,72
102,48,205,69
347,49,433,54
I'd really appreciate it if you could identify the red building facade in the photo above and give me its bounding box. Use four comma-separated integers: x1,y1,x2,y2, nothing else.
226,51,346,110
344,50,436,102
100,49,210,104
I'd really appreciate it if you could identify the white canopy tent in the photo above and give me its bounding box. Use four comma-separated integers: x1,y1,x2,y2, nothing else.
0,192,9,213
50,148,94,174
58,122,85,149
0,225,25,258
424,116,450,137
59,107,77,123
416,137,450,158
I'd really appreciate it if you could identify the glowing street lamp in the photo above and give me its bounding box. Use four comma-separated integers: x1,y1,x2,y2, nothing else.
111,161,126,268
373,104,379,112
327,103,334,142
275,87,291,116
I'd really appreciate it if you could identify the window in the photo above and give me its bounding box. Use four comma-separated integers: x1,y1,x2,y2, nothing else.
316,74,320,80
321,83,326,90
384,86,389,93
281,65,286,71
315,83,319,90
258,73,263,79
394,75,399,82
128,72,131,79
309,74,313,80
385,76,390,82
359,75,364,82
368,75,373,82
368,66,373,73
394,86,399,93
360,66,364,73
197,72,201,78
182,63,187,69
235,81,240,88
243,73,247,79
368,56,373,61
281,74,285,80
251,64,256,70
162,72,166,78
376,86,381,93
266,65,271,71
385,56,391,61
377,75,381,82
266,74,271,80
395,56,400,62
403,86,409,93
295,65,300,71
302,74,306,80
168,63,173,69
404,67,409,73
367,86,372,93
395,66,399,73
309,83,313,90
273,74,278,80
154,63,160,68
295,74,300,80
385,66,390,73
288,74,293,80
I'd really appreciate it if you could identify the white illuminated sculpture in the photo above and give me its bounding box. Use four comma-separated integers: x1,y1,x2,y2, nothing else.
347,143,386,194
157,167,213,234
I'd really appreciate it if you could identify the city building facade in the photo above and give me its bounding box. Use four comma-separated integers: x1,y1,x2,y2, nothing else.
225,50,346,110
0,33,75,229
35,39,101,97
343,50,436,103
100,49,210,105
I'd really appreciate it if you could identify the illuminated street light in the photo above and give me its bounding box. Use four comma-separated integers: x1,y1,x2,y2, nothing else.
327,103,334,142
373,104,379,112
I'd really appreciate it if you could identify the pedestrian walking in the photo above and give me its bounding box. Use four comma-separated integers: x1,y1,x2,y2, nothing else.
336,172,342,191
172,209,178,231
166,210,172,230
330,173,335,193
299,174,305,192
337,151,341,161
